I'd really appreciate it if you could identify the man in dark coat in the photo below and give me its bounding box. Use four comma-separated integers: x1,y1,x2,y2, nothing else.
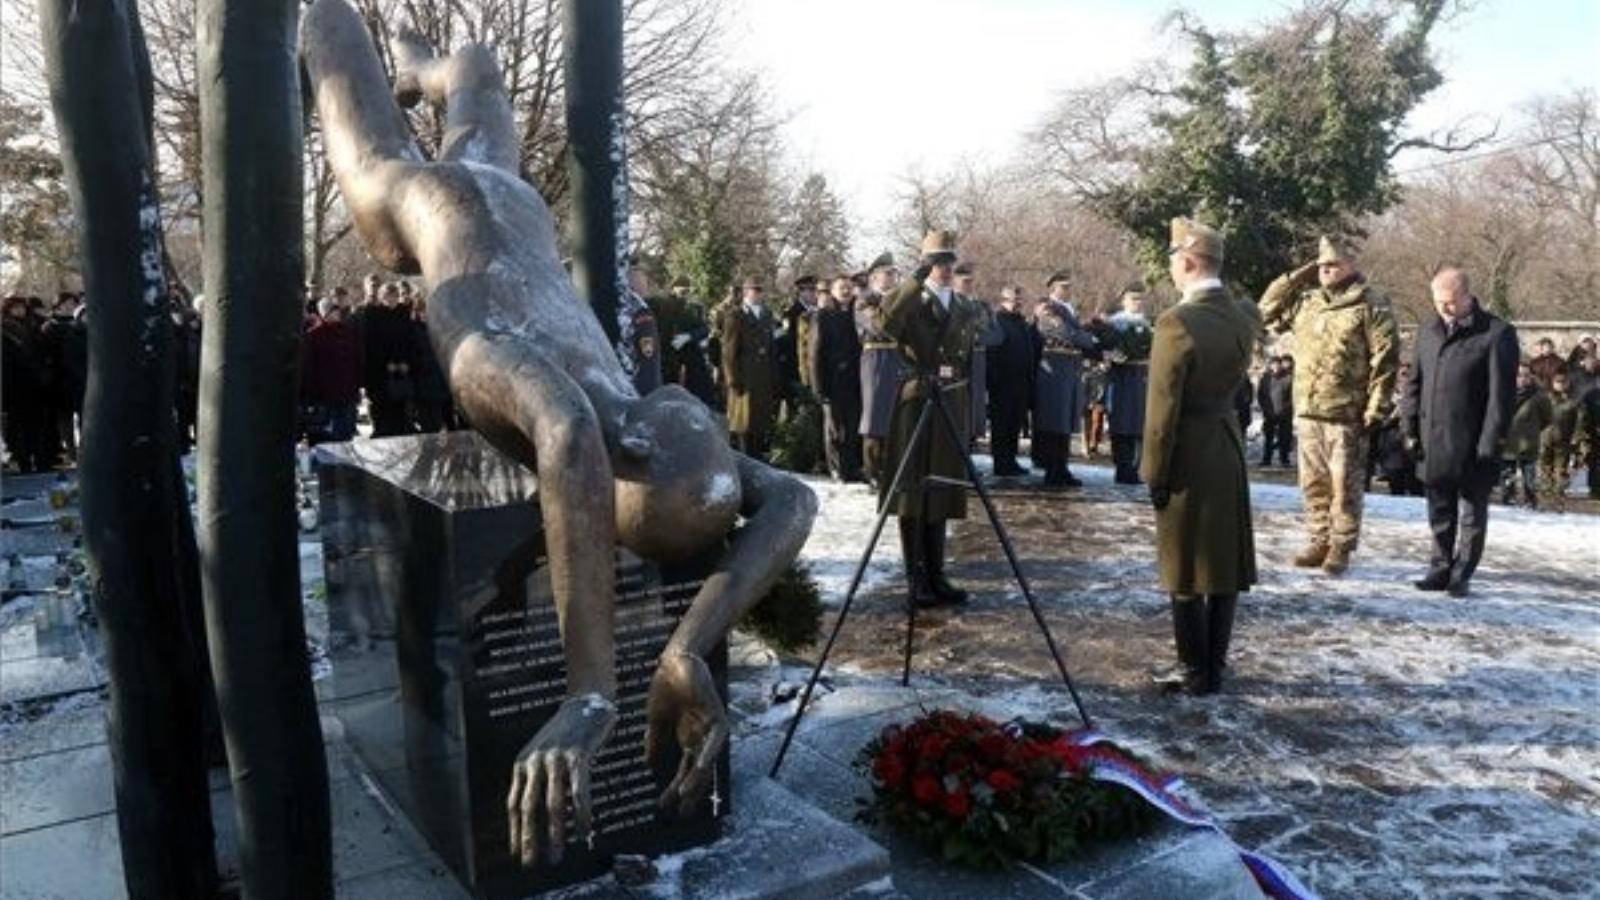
955,261,996,442
304,299,365,441
987,284,1033,476
1401,268,1519,597
857,253,902,486
3,295,53,472
657,277,719,407
1031,271,1099,486
620,259,662,397
1103,285,1153,484
1143,218,1259,696
721,276,779,459
810,275,864,482
356,280,418,437
880,230,985,608
1259,356,1295,466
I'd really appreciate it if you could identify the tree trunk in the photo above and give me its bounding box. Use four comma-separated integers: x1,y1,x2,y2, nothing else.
564,0,628,347
39,0,218,896
196,0,333,896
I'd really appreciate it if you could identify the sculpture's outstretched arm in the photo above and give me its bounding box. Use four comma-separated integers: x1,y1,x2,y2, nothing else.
645,457,818,813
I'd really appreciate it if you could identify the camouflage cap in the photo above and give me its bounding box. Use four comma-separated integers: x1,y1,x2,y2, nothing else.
867,251,895,273
1317,235,1354,265
1169,217,1224,263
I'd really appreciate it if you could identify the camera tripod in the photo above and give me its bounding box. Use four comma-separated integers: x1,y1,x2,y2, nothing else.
770,369,1093,777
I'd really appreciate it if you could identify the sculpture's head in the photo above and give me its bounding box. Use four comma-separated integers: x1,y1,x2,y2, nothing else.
612,386,741,561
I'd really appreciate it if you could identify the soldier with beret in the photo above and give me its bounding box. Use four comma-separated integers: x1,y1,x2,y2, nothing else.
1144,218,1260,695
810,274,865,481
857,252,904,487
721,276,779,459
1030,270,1099,487
878,230,986,608
1104,284,1154,484
1260,236,1400,576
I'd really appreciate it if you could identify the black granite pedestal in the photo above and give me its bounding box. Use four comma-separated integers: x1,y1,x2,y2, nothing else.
317,432,727,899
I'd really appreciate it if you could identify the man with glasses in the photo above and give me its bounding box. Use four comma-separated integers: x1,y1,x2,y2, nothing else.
1260,236,1399,576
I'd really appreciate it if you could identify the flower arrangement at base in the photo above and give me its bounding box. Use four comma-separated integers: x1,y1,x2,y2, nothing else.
853,709,1160,868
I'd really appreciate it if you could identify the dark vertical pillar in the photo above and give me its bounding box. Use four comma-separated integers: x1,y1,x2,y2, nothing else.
39,0,218,896
564,0,628,348
196,0,333,896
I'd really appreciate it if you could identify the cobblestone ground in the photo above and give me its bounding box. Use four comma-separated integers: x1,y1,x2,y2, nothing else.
790,463,1600,900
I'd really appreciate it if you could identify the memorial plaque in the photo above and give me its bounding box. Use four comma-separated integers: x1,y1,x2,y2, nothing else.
318,432,727,899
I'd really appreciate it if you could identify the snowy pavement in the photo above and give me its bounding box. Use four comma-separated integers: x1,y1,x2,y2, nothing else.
783,461,1599,899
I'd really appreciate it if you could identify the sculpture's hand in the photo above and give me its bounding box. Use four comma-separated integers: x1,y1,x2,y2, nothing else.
644,651,728,816
506,694,617,868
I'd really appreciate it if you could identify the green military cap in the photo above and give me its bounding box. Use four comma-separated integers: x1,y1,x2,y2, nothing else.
1046,270,1072,288
868,252,895,273
919,229,958,260
1317,235,1353,265
1169,217,1225,263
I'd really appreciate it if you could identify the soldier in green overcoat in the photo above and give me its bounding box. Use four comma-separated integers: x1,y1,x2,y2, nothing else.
721,276,779,459
1142,218,1261,695
878,230,985,608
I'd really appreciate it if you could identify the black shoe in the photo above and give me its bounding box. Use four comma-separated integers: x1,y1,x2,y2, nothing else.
898,519,938,608
1446,579,1470,598
923,522,969,606
1414,569,1451,591
1058,468,1084,488
1151,595,1210,695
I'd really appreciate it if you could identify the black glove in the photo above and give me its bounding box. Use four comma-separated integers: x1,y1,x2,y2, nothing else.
1149,486,1171,510
912,262,933,282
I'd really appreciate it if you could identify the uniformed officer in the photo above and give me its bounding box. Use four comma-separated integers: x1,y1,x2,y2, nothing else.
879,230,985,608
857,252,903,487
987,284,1034,476
1144,218,1260,695
956,261,999,443
622,258,663,396
1104,284,1154,484
659,276,719,408
778,275,819,411
721,276,779,459
809,274,865,481
1030,271,1099,487
1260,236,1399,575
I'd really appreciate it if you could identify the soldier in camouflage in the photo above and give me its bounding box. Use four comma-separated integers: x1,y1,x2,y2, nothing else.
1259,236,1399,575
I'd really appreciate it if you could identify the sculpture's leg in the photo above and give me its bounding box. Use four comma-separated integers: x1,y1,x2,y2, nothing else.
646,456,818,813
391,31,519,171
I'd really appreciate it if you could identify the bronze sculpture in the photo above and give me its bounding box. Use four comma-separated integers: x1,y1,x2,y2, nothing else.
300,0,816,868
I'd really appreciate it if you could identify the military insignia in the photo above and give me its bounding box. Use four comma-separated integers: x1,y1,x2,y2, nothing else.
639,336,656,358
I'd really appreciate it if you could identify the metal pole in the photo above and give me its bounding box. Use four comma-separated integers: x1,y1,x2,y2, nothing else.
563,0,627,349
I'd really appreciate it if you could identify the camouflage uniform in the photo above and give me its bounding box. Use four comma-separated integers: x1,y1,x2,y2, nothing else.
1538,390,1582,511
1260,267,1399,559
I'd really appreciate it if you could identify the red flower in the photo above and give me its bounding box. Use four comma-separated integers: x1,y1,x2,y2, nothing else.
942,787,972,819
977,732,1009,762
912,773,942,806
873,753,907,788
917,733,950,761
985,768,1022,794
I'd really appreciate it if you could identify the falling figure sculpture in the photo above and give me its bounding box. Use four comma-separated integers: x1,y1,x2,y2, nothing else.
300,0,816,868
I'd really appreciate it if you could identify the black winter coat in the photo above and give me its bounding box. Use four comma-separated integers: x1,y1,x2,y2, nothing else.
1401,306,1519,486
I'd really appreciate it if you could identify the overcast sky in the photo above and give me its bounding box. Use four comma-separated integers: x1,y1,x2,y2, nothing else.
726,0,1599,256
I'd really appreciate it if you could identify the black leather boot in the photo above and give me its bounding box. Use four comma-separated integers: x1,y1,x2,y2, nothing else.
1112,436,1142,484
898,518,938,609
922,520,969,607
1151,594,1210,694
1206,593,1236,692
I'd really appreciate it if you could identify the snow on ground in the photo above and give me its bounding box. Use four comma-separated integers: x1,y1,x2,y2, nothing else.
785,460,1600,899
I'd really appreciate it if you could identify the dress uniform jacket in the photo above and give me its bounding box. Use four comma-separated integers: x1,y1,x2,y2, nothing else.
1140,285,1261,594
878,278,984,520
721,303,778,439
1104,311,1152,437
1031,298,1098,435
969,302,1002,438
857,290,902,438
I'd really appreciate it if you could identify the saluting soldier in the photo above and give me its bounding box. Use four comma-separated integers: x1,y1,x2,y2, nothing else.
857,252,903,486
1259,236,1399,576
987,284,1035,476
1104,284,1155,484
721,276,779,459
1031,270,1099,487
879,230,985,608
810,274,865,481
1143,218,1260,696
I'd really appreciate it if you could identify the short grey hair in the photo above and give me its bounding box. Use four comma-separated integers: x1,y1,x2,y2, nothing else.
1432,267,1470,296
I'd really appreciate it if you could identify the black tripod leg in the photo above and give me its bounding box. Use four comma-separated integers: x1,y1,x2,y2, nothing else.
929,390,1095,729
770,402,936,778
